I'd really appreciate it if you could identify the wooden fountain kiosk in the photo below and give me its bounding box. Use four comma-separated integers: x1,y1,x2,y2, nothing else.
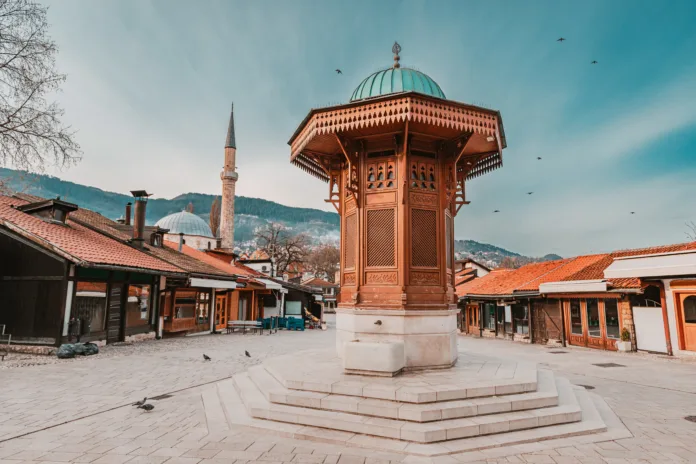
289,43,507,374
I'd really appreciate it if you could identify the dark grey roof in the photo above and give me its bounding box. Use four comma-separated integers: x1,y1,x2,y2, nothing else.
225,103,236,149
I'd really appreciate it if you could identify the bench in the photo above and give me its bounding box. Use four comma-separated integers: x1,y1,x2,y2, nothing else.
227,320,263,335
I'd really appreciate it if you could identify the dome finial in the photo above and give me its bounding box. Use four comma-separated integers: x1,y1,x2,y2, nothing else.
392,41,401,69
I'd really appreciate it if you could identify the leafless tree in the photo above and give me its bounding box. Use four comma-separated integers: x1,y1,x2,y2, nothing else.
0,0,81,171
209,196,220,237
255,222,309,276
307,245,340,282
185,201,194,213
687,221,696,241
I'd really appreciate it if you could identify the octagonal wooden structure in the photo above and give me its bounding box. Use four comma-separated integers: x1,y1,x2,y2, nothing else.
289,92,506,312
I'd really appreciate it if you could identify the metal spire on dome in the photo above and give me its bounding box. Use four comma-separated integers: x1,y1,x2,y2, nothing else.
392,41,401,69
225,103,236,149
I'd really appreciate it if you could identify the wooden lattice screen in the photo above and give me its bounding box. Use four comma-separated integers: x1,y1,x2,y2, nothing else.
366,209,395,267
344,213,357,269
411,209,437,267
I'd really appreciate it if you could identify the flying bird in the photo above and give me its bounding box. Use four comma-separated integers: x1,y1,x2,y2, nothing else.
245,350,251,358
557,37,566,42
335,69,342,74
631,212,635,215
133,397,147,407
527,192,534,195
493,210,500,213
203,354,211,361
374,320,382,326
138,403,155,412
537,157,542,160
591,60,598,65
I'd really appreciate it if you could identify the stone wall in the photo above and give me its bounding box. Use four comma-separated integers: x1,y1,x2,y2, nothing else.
619,298,636,351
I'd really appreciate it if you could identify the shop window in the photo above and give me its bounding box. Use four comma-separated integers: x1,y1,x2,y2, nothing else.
586,298,600,337
570,300,582,334
603,299,620,339
285,300,302,316
483,303,496,330
684,296,696,323
512,304,529,335
126,284,151,328
174,290,196,319
72,282,108,335
197,291,210,325
496,305,505,332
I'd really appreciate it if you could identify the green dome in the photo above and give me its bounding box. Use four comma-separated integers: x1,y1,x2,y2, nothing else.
350,67,446,102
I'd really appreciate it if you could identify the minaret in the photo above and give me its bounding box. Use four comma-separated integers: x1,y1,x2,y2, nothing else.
220,103,238,250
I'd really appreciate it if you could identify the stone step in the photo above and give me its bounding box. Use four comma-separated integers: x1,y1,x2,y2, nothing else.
248,365,559,423
263,360,539,403
234,372,583,444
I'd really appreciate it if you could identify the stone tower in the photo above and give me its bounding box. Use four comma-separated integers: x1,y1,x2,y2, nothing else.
220,103,238,250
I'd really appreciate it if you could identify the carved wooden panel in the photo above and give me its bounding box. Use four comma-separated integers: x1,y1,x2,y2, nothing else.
366,191,396,205
365,272,397,285
345,196,356,212
411,208,437,268
366,208,395,267
568,334,585,347
344,213,357,269
410,271,440,286
343,273,356,286
409,160,437,191
366,160,396,191
410,192,438,207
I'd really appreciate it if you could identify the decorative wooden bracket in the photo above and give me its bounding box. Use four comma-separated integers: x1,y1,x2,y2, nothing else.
335,134,361,206
324,170,342,213
452,171,470,216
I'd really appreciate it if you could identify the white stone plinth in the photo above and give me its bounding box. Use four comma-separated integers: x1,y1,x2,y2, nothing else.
336,308,458,371
343,340,405,376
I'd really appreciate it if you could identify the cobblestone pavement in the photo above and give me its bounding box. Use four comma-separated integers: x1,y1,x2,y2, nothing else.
2,321,696,463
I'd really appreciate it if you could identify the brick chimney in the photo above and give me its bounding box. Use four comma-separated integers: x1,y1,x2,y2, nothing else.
125,202,132,226
130,190,151,248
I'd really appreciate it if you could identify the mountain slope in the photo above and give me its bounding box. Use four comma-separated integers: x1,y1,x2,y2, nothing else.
0,168,557,265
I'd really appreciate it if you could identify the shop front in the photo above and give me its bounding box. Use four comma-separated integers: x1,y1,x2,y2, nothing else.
563,296,622,351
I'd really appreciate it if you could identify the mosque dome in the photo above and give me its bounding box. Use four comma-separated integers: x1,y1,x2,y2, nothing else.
154,211,213,237
350,67,446,102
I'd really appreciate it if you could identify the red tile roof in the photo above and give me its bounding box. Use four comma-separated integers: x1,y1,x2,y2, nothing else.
0,195,183,274
458,241,696,298
163,240,261,277
302,277,338,287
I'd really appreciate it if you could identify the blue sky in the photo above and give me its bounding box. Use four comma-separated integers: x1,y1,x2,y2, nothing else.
37,0,696,256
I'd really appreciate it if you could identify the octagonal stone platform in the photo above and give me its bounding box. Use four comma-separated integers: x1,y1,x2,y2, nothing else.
218,349,630,456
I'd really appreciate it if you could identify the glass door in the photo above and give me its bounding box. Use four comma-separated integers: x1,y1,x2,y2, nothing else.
585,299,603,348
567,300,585,346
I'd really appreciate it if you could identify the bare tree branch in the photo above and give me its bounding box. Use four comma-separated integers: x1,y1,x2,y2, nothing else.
254,222,309,276
0,0,81,172
687,221,696,242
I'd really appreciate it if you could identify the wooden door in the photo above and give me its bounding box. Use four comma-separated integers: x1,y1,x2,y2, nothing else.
566,300,585,347
215,293,228,331
107,284,123,344
585,299,604,349
678,294,696,351
466,304,479,334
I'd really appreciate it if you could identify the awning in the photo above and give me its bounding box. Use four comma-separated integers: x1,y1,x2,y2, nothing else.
256,278,287,293
605,251,696,279
539,280,608,294
190,277,238,290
